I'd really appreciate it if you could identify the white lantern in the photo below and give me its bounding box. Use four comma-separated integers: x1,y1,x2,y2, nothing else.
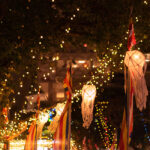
124,50,148,111
81,85,96,129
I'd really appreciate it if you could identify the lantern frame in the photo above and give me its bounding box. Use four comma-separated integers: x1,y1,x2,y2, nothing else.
81,85,96,129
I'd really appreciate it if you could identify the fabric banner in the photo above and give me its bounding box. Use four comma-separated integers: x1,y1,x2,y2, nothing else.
118,109,127,150
127,19,136,51
120,18,136,149
63,66,72,101
129,79,133,143
53,66,72,150
53,102,71,150
127,19,136,143
24,121,37,150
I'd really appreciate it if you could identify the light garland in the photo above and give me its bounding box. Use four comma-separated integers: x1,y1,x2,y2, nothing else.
0,1,149,149
0,121,27,142
95,101,116,148
72,52,115,103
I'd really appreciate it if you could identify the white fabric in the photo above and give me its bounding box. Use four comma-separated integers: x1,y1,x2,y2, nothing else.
81,85,96,129
124,50,148,111
37,112,49,138
48,115,60,134
48,103,65,134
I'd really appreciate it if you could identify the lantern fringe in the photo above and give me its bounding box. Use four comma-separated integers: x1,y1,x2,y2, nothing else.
81,85,96,129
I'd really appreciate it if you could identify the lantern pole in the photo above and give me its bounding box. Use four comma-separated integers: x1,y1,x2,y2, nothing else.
126,8,134,147
127,68,130,150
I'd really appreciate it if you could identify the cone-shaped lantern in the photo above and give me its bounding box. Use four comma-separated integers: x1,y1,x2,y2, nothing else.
81,85,96,129
124,50,148,111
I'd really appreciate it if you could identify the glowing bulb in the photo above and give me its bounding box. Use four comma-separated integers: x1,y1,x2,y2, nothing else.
134,54,139,59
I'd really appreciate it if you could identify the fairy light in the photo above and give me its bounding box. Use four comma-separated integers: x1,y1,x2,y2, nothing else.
2,1,149,148
72,53,115,103
0,121,27,143
57,5,80,48
144,0,148,5
40,35,43,39
95,101,115,148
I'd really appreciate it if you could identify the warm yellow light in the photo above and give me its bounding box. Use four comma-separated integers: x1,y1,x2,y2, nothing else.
134,54,139,59
56,92,64,99
39,112,49,123
78,60,86,64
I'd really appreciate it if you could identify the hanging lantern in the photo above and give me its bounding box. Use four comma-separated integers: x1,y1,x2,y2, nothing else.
124,50,148,111
81,85,96,129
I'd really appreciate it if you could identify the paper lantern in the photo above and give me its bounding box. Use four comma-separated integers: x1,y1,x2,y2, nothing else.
81,85,96,129
124,50,148,111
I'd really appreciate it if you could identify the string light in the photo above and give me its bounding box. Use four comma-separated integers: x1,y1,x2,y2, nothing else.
0,1,149,149
95,101,115,148
144,0,148,5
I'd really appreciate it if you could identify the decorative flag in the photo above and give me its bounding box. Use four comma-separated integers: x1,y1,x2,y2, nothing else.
37,94,40,110
87,139,93,150
48,104,65,134
122,18,136,146
94,144,99,150
53,102,71,150
63,66,72,101
127,19,136,51
24,121,37,150
35,94,40,119
37,112,49,139
53,66,72,150
127,19,135,143
118,109,127,150
2,107,8,124
128,80,133,143
82,136,87,150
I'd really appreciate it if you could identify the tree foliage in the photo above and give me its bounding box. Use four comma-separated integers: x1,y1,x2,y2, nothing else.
0,0,150,147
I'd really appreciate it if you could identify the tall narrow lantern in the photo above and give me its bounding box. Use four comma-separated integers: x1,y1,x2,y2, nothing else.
81,85,96,129
124,50,148,111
